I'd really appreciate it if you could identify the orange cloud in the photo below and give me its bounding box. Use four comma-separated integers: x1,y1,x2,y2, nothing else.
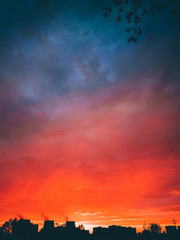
0,82,180,231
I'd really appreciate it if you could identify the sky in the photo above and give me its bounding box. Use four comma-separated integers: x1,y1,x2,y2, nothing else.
0,0,180,232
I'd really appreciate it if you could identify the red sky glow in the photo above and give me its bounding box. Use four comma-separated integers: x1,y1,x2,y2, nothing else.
0,81,180,231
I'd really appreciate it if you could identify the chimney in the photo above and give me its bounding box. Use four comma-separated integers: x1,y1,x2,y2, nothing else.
43,220,54,230
65,221,75,230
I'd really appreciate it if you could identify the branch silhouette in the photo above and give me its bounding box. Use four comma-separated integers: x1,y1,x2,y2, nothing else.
103,0,180,42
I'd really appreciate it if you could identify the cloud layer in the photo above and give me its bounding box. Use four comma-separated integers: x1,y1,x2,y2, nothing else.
0,0,180,231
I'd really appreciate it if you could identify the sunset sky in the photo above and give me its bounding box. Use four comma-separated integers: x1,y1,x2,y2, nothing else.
0,0,180,232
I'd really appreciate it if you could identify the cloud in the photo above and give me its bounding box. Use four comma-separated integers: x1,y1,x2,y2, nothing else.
80,212,101,216
0,0,180,228
0,81,179,219
170,191,180,195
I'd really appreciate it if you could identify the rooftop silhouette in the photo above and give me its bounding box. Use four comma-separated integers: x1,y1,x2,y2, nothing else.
0,217,180,240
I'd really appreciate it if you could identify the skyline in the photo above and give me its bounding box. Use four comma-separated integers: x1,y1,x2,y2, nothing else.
0,0,180,233
1,218,179,240
0,217,179,233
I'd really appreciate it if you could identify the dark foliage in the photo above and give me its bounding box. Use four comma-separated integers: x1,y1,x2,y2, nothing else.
103,0,180,42
147,223,162,233
2,218,17,234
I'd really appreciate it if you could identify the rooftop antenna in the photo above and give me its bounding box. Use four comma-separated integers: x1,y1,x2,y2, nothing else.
143,222,147,231
173,218,176,226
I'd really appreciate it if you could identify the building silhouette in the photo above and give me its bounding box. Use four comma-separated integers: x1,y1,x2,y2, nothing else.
65,221,76,230
1,217,180,240
12,219,38,240
43,220,54,230
165,225,180,240
93,225,137,240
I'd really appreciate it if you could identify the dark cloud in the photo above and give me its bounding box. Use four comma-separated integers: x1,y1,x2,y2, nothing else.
0,0,180,100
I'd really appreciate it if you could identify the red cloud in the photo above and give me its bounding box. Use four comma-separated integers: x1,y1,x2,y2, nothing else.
0,82,180,229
